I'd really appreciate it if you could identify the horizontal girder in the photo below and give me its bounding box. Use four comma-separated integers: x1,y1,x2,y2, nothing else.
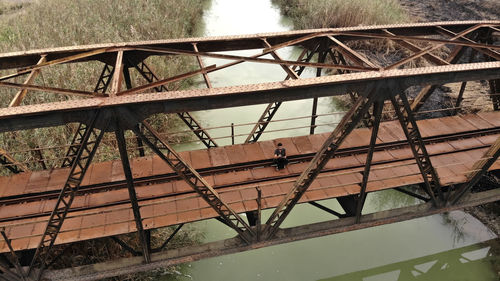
0,21,498,70
0,61,499,132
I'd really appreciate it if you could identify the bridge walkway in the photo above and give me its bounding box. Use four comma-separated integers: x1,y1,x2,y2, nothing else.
0,112,499,253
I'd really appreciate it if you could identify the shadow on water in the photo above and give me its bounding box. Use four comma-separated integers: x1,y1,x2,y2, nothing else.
318,238,500,281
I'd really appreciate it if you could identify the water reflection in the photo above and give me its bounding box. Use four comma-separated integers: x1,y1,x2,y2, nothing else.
318,239,499,281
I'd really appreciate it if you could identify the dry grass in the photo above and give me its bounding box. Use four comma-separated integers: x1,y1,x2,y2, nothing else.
272,0,408,29
0,1,207,278
0,0,207,172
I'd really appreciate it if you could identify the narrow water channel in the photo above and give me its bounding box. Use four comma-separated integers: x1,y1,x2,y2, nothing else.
162,0,498,280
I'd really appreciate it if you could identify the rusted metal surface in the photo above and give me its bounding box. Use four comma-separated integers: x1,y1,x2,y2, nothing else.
41,188,500,281
0,113,497,254
0,22,499,280
123,109,255,243
28,111,106,279
263,89,375,238
1,61,499,133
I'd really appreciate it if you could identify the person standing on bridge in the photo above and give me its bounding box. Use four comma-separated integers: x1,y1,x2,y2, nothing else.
274,142,288,171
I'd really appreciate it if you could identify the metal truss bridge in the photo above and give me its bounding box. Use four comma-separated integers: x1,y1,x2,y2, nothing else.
0,21,499,281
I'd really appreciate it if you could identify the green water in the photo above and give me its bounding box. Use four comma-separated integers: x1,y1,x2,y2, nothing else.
161,0,499,280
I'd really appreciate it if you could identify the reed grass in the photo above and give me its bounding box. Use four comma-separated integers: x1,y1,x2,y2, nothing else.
272,0,408,29
0,0,208,173
0,1,207,279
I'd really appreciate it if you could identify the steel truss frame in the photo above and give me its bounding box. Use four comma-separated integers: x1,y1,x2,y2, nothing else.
132,60,218,148
0,21,498,280
262,82,453,237
28,111,107,280
244,43,320,143
119,108,255,243
263,87,376,238
0,148,27,173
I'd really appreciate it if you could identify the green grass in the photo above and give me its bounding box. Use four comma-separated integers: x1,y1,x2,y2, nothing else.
272,0,408,29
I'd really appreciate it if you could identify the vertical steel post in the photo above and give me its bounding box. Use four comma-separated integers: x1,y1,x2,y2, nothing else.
310,51,327,135
33,146,47,170
115,123,151,263
120,108,255,243
123,66,146,157
231,123,235,145
256,187,262,241
355,101,383,223
454,81,467,115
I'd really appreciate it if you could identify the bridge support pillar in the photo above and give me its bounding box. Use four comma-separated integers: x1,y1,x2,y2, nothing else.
337,195,358,217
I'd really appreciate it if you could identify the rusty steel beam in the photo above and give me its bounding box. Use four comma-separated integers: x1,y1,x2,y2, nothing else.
0,48,111,82
0,62,499,133
119,65,216,96
449,135,500,204
327,35,380,69
192,43,213,88
262,39,300,79
390,90,442,204
134,46,377,72
121,108,255,243
0,229,26,281
0,21,497,70
0,148,28,173
109,51,124,96
337,29,500,52
8,55,47,107
381,29,449,66
42,187,500,281
28,111,107,280
133,61,218,148
0,81,104,98
263,89,376,238
244,44,319,144
436,26,500,61
410,45,468,112
384,24,483,70
355,101,383,223
114,122,151,263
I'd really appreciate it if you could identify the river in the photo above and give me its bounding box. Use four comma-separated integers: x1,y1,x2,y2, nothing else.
162,0,499,280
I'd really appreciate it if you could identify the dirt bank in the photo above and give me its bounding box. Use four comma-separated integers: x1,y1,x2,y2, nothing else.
400,0,500,22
